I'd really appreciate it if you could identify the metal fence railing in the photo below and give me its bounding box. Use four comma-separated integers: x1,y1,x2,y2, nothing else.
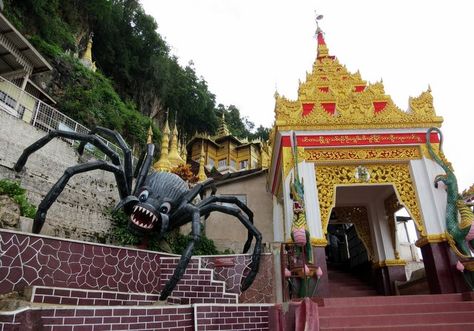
0,75,135,165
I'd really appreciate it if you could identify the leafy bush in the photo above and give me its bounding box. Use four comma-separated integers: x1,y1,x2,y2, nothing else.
109,208,222,255
0,179,37,218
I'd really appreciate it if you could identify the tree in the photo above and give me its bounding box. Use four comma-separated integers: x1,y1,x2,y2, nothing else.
249,125,271,141
217,104,270,142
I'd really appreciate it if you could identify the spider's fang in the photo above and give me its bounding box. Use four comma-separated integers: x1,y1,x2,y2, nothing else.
130,204,159,230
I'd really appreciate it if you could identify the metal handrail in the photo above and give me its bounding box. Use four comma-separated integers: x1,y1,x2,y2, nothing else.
0,75,138,165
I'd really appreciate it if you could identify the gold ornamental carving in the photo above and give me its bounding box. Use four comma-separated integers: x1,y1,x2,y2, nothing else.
305,146,421,164
315,163,426,236
332,206,374,260
275,90,443,130
273,35,443,130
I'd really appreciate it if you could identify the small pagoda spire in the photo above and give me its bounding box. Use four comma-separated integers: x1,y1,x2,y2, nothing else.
146,125,153,144
168,121,185,168
153,112,171,171
80,33,97,72
315,13,329,59
216,111,230,137
197,140,207,182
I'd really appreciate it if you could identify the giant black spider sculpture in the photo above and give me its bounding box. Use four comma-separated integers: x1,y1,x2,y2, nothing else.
14,127,262,301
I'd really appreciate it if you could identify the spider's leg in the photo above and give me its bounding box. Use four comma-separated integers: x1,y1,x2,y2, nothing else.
198,196,254,253
133,144,155,195
15,130,122,170
32,161,127,234
77,127,133,190
199,203,262,292
183,178,215,203
133,149,146,178
159,205,200,301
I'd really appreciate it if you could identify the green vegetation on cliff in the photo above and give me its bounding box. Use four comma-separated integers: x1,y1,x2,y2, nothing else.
3,0,268,149
0,179,37,218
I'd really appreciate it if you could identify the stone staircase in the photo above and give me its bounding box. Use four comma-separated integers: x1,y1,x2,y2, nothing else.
318,293,474,330
160,256,238,305
0,255,269,331
327,264,378,297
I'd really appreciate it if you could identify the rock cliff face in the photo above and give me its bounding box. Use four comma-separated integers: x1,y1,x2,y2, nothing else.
0,110,119,243
0,195,20,229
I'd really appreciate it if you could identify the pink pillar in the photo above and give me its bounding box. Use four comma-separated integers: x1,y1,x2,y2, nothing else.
420,241,469,293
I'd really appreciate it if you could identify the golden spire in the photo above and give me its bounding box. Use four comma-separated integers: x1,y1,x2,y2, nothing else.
216,111,230,137
197,140,207,182
146,125,153,144
315,14,329,59
179,138,188,162
80,34,97,72
168,122,185,168
153,115,171,171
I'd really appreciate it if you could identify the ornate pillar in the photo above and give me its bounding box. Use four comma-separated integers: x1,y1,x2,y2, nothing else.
416,239,469,293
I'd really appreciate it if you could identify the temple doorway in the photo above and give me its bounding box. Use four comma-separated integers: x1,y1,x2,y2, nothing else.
325,184,415,295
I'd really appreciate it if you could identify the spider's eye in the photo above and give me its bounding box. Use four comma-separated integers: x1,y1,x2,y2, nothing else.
138,190,149,202
159,202,171,214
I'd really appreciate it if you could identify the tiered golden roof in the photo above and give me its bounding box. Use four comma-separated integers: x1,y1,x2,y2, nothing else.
274,31,443,130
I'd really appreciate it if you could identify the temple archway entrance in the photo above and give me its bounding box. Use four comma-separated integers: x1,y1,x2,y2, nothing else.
324,184,424,295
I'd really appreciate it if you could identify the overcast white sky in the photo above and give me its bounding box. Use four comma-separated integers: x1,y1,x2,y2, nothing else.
141,0,474,190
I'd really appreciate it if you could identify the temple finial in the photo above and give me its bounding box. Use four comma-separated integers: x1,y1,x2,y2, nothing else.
80,32,97,72
315,12,324,35
314,13,329,59
153,111,172,171
216,110,230,137
168,120,185,168
146,125,153,144
197,140,207,182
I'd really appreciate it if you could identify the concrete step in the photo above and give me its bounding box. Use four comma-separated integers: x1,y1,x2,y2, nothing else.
319,311,474,328
320,301,474,317
328,289,378,297
320,323,474,331
323,293,464,306
327,266,377,298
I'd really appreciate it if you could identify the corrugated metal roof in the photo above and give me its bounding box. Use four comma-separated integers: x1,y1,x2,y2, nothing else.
0,12,52,75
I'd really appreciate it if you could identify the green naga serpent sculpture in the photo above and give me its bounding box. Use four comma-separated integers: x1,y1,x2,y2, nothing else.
426,127,474,257
290,132,312,263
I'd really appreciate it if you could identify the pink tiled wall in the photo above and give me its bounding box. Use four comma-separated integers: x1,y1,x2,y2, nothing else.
0,230,274,307
0,230,164,295
0,304,272,330
30,286,160,306
195,304,271,331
